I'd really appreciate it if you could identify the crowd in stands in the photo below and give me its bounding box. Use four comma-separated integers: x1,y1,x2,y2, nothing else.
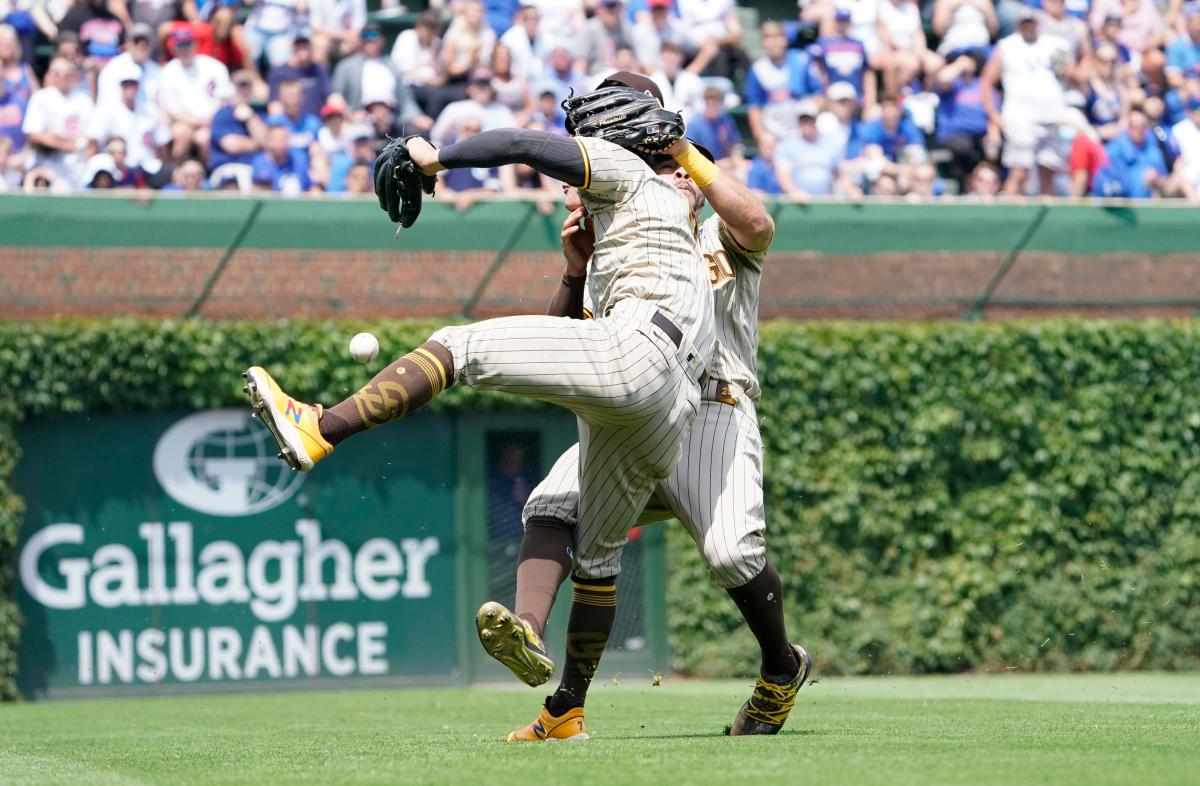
2,0,1200,201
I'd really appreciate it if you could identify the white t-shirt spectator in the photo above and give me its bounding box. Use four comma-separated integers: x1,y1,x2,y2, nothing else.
248,0,304,34
533,0,582,39
878,0,922,50
651,68,706,118
159,54,231,120
678,0,733,44
775,131,844,195
835,0,882,55
360,59,398,106
96,52,162,109
430,99,516,146
1172,117,1200,188
391,28,441,85
996,32,1068,125
500,23,549,80
936,1,991,56
21,86,94,189
85,100,171,173
311,0,366,37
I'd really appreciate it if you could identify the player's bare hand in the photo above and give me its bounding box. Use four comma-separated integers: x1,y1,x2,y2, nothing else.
662,137,690,158
561,207,593,276
405,136,443,175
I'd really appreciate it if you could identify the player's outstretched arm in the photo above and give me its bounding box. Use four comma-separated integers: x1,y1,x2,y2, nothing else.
668,139,775,253
406,129,588,188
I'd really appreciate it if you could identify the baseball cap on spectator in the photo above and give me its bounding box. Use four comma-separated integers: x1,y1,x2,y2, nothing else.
703,84,725,101
599,0,622,6
84,154,119,187
127,23,153,43
827,81,857,102
1016,7,1038,22
361,23,383,43
172,28,196,46
598,70,665,106
1102,13,1120,25
110,59,142,84
648,0,671,8
320,102,345,119
834,9,851,22
363,92,397,109
468,68,493,85
294,29,312,44
796,99,820,119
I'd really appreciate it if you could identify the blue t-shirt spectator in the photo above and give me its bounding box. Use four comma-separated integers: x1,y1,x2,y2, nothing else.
1166,33,1200,77
855,114,924,160
688,111,742,160
252,149,312,193
1094,127,1168,198
0,67,33,151
809,36,868,96
775,133,843,195
485,0,520,35
209,106,261,169
935,77,993,142
744,49,821,108
269,112,322,174
745,156,782,195
268,62,332,118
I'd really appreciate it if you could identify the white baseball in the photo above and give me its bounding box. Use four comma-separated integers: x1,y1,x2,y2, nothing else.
349,332,380,364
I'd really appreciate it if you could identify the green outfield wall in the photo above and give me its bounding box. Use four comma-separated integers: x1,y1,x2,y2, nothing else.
3,195,1200,321
2,319,1198,700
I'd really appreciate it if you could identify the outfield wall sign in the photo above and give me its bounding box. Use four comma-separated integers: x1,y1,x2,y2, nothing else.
14,410,459,697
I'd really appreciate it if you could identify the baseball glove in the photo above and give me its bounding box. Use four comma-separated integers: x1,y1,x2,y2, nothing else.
562,86,686,153
374,135,438,229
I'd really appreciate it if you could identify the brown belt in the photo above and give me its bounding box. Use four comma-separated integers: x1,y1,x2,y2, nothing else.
707,378,739,407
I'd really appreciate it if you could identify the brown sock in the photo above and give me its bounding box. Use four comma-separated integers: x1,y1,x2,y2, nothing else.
514,517,574,638
547,575,616,714
319,341,454,445
726,561,797,681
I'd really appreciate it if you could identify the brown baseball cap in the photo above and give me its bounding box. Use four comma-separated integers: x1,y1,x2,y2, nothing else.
598,71,664,106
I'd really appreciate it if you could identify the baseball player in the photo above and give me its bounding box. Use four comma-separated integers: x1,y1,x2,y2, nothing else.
242,73,713,734
477,139,813,741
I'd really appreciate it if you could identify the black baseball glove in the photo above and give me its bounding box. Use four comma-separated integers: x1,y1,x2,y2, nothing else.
562,86,686,153
374,135,438,229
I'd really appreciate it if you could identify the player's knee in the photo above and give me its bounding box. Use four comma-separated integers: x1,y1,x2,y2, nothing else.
704,536,766,589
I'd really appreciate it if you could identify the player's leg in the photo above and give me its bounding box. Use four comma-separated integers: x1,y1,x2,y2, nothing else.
475,442,580,687
655,392,812,734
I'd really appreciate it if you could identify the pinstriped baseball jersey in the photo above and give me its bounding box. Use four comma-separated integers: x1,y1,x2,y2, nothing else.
698,214,770,402
574,136,716,364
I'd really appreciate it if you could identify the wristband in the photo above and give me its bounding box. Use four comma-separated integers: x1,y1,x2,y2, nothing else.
672,143,720,188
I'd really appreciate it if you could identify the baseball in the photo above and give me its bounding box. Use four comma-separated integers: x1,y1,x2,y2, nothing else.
349,332,380,364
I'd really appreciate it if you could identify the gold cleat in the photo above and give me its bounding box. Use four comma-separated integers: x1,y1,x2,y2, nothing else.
507,703,589,742
728,644,814,736
242,366,333,472
475,601,555,687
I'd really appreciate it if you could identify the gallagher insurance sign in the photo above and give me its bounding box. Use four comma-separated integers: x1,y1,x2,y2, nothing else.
13,409,459,697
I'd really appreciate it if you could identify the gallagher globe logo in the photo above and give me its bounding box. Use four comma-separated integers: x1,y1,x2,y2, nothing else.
153,410,304,517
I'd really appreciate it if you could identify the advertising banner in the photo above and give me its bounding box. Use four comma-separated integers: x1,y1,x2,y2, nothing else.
14,410,458,697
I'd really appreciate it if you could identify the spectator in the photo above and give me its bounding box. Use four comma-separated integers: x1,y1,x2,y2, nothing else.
332,22,431,131
877,0,943,94
963,159,1002,199
1163,64,1200,125
316,98,348,156
0,22,36,171
744,132,782,194
97,22,160,108
677,0,746,79
83,150,120,187
499,4,549,81
85,60,171,184
1092,109,1168,197
687,83,741,161
162,156,205,190
251,120,312,193
540,42,588,98
1,0,39,67
392,11,447,115
128,0,193,39
485,0,519,37
1168,94,1200,201
1064,104,1107,196
204,4,248,72
934,48,998,184
809,9,877,115
1037,0,1091,84
244,0,306,71
364,95,403,138
744,19,821,144
441,0,497,85
1166,9,1200,89
808,0,883,66
774,98,844,197
932,0,998,60
650,41,704,119
854,92,923,161
326,121,373,191
159,27,229,161
577,0,635,76
1084,42,1132,141
982,9,1070,195
309,0,365,66
526,81,566,133
631,0,692,71
21,56,93,191
1089,0,1164,64
1093,14,1134,69
270,76,323,177
531,0,585,41
209,69,267,169
489,43,532,125
101,135,139,185
268,31,330,117
342,160,371,193
817,80,860,152
904,161,940,199
430,68,516,146
30,0,73,48
57,0,125,68
440,115,508,209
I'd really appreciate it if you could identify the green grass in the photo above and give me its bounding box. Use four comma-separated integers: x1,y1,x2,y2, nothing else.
2,675,1198,786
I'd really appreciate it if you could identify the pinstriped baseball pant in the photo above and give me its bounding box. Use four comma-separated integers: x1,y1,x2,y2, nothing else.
525,382,767,588
430,312,702,580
